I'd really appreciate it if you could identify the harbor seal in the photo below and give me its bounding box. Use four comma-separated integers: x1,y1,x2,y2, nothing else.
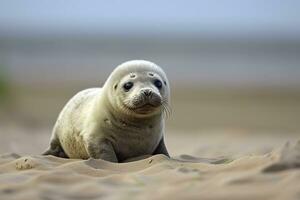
43,60,171,162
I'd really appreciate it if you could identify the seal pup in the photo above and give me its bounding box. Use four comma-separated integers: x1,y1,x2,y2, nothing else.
43,60,171,162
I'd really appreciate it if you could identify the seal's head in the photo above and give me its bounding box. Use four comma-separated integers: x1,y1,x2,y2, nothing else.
105,60,170,118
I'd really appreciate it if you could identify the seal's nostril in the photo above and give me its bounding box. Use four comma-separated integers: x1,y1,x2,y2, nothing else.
143,90,152,97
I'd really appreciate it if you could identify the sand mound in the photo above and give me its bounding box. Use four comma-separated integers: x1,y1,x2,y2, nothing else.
1,141,300,200
263,141,300,172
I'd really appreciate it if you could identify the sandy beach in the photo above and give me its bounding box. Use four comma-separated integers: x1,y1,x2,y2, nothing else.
0,125,300,200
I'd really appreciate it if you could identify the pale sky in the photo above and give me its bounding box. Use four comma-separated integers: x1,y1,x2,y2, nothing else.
0,0,300,37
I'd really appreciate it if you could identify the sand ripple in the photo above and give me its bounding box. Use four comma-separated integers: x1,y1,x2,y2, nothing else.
1,142,300,200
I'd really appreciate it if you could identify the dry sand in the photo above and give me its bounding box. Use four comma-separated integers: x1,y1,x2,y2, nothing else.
0,126,300,200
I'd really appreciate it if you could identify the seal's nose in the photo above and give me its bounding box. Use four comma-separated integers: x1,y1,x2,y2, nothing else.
143,89,152,97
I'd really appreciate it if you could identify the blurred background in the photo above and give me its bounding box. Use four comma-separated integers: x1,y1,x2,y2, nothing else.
0,0,299,155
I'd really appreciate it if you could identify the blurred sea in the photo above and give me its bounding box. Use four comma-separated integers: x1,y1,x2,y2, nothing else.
1,35,300,88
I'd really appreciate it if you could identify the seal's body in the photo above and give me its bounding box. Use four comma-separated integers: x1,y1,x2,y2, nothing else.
43,60,170,162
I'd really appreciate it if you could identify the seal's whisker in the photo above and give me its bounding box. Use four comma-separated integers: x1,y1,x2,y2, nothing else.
161,99,172,119
162,104,168,119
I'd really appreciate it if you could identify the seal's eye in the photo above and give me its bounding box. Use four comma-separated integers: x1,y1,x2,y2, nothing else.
154,79,162,89
123,82,134,91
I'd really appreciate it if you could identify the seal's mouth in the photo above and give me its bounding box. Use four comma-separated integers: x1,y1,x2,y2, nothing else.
136,103,160,113
136,103,159,109
123,102,161,115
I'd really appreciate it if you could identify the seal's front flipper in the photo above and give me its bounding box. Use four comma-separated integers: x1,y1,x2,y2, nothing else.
87,139,118,163
42,138,69,158
42,147,68,158
153,137,170,157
